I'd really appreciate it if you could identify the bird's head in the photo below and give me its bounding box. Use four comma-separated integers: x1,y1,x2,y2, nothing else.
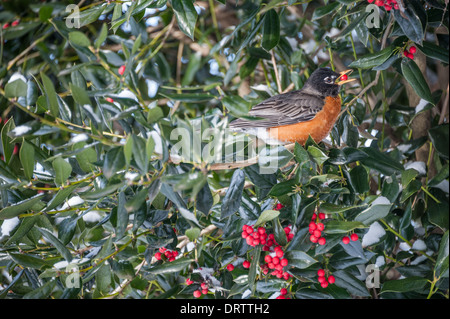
302,68,356,97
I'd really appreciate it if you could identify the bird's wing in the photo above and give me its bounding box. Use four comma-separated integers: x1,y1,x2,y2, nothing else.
229,90,325,129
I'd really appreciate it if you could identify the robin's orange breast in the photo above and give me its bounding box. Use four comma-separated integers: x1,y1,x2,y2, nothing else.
268,96,342,145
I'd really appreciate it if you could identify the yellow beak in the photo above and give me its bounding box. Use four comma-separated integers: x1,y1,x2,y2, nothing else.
336,69,357,85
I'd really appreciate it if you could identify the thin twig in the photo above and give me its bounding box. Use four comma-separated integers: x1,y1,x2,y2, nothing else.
271,50,282,93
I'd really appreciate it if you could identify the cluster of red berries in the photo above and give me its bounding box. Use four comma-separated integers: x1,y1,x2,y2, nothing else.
309,212,326,246
154,247,178,262
403,46,417,60
2,20,20,29
342,233,359,244
368,0,399,11
241,224,269,247
274,203,284,210
260,246,291,280
284,225,295,242
317,269,335,289
188,280,211,298
276,288,290,299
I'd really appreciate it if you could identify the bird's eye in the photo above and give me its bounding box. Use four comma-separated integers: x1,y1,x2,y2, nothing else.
324,77,334,84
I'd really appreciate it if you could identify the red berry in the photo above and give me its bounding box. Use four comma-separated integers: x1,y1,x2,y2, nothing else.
186,278,193,285
2,23,9,29
351,233,359,241
321,281,329,288
384,4,392,10
275,249,284,258
159,247,167,253
340,74,348,81
317,269,325,277
226,264,234,271
318,212,325,220
309,222,317,230
318,276,326,283
201,282,208,289
106,97,114,103
272,257,280,265
310,235,319,243
328,275,336,284
404,49,410,57
258,227,266,234
407,53,414,59
409,46,417,54
318,237,326,246
154,252,162,260
375,0,384,6
243,260,251,269
275,203,284,210
368,0,374,3
280,258,288,267
311,213,317,220
288,233,294,241
11,20,19,27
202,288,208,295
118,65,126,76
283,226,291,234
276,295,285,299
280,288,288,295
313,230,322,238
268,262,275,269
193,290,202,298
342,236,350,244
316,223,325,231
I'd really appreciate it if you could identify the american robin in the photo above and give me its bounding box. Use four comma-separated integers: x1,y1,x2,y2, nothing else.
229,68,356,145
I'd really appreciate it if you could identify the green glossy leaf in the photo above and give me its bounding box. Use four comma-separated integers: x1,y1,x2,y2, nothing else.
394,6,424,44
380,277,428,294
172,0,198,40
95,23,108,50
261,9,280,51
435,231,449,277
5,79,27,98
348,47,393,69
1,118,15,164
52,157,72,186
68,31,91,48
354,202,392,225
312,1,340,20
324,220,366,234
0,193,44,220
401,58,434,104
428,124,449,159
40,72,59,117
417,41,449,64
37,227,73,262
333,270,370,297
221,169,245,220
349,165,369,194
19,139,34,180
254,210,280,228
222,96,251,117
359,147,404,175
9,252,50,269
284,250,317,269
147,258,194,275
103,147,125,179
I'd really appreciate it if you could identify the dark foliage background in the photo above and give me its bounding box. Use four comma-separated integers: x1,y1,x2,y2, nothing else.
0,0,448,299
